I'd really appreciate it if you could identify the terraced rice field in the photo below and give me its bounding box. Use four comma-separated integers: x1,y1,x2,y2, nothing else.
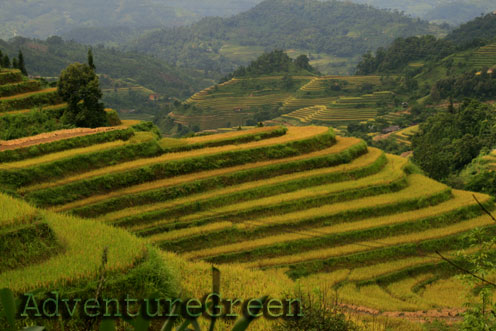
283,91,393,124
0,70,62,115
3,124,493,314
482,150,496,170
172,72,395,129
466,43,496,67
300,75,383,92
0,191,147,293
392,125,419,145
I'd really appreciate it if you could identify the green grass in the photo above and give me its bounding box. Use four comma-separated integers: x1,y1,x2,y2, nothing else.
0,80,40,98
0,70,23,85
0,222,61,273
0,192,147,293
0,88,61,113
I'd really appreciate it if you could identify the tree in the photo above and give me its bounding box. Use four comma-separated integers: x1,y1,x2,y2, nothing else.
412,100,496,180
281,74,294,90
2,55,9,68
88,48,96,70
18,50,28,75
295,54,312,72
58,63,107,128
11,57,18,70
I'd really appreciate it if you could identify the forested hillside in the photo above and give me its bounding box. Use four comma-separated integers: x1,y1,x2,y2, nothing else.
445,12,496,44
129,0,445,75
0,0,263,41
356,13,496,75
0,37,212,116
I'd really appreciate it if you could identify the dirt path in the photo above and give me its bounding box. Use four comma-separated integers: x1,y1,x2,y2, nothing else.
0,127,121,151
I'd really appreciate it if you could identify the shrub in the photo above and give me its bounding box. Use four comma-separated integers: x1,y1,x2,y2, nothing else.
0,80,40,98
0,89,62,113
274,289,359,331
0,106,69,140
105,108,121,126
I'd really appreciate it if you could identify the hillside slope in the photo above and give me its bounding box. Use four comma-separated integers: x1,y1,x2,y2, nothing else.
0,124,493,327
0,73,491,326
129,0,445,75
353,0,495,25
0,0,264,41
159,64,397,132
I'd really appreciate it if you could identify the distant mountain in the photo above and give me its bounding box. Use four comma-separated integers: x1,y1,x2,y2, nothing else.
0,0,262,40
424,1,494,25
351,0,494,25
129,0,445,75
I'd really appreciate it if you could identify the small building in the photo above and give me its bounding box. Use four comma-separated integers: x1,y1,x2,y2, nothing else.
149,94,159,101
382,125,400,134
401,102,409,109
233,107,243,112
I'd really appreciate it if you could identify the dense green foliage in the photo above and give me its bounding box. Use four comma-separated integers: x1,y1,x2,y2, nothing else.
0,80,40,98
0,90,61,114
0,222,60,273
58,62,107,127
0,70,21,85
412,100,496,181
130,0,440,74
0,107,70,140
445,13,496,45
275,291,359,331
221,51,316,81
432,70,496,101
355,13,496,76
0,49,28,75
356,35,455,74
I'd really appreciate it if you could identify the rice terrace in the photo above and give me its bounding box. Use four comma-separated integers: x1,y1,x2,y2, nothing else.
2,1,496,330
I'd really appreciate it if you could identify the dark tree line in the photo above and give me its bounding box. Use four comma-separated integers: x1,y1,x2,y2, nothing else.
445,12,496,46
0,49,28,75
412,100,496,181
355,35,456,75
356,14,496,75
432,69,496,101
220,50,316,82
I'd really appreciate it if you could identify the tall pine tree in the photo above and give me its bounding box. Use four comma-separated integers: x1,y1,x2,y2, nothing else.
18,50,27,75
88,48,96,71
2,54,10,68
